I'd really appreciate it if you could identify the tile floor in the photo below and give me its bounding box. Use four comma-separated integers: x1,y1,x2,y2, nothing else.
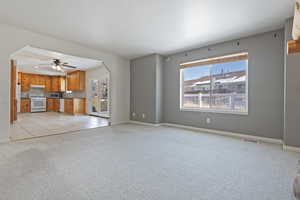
9,112,109,140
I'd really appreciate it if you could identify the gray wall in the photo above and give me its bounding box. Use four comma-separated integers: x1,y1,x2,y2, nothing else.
130,30,285,140
130,54,163,123
284,18,300,147
163,30,284,139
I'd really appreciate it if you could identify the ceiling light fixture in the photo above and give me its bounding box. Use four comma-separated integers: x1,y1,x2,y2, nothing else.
51,64,65,72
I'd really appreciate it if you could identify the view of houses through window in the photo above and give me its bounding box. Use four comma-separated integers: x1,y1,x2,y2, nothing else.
180,52,248,113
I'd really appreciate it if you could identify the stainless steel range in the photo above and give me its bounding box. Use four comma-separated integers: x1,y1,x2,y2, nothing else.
30,97,47,112
29,85,46,112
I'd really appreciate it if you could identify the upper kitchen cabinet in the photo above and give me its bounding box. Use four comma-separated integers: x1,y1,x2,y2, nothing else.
51,76,66,92
34,74,45,85
20,73,66,92
20,73,31,92
45,76,52,92
67,71,85,91
20,73,46,91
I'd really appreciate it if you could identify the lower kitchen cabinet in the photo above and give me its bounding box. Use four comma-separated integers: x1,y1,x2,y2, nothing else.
20,98,31,113
64,98,86,115
47,98,60,112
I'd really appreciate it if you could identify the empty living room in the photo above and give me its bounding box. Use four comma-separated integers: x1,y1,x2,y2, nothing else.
1,0,300,199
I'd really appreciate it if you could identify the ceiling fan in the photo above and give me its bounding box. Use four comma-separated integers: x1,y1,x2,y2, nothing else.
39,59,77,71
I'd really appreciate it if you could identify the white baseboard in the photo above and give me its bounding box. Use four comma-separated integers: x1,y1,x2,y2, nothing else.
110,121,300,152
160,123,283,145
127,121,283,145
0,138,10,144
129,120,161,127
111,121,130,126
283,144,300,152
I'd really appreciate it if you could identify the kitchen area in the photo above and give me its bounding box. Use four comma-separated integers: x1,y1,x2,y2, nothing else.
19,71,86,115
10,46,110,140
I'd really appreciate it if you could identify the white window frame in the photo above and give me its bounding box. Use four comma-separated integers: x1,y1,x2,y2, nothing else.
179,53,249,115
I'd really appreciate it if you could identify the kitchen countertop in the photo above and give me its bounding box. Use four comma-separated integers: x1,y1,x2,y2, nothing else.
47,97,86,99
63,97,86,99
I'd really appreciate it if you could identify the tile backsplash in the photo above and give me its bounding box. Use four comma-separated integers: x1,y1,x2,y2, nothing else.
63,91,86,98
21,90,86,98
21,91,30,98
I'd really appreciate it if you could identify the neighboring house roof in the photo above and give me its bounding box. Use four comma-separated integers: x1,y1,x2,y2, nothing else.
184,70,246,94
214,75,246,84
184,76,210,86
185,70,245,86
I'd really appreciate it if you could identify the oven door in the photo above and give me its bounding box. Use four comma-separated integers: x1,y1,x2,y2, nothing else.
31,98,46,112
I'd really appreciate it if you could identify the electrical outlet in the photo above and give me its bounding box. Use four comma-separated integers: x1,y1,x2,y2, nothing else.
206,118,211,124
142,113,146,119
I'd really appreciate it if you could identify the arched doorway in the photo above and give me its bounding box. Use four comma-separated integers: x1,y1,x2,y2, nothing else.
9,46,112,140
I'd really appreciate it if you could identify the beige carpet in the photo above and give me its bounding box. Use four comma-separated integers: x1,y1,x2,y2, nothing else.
0,123,299,199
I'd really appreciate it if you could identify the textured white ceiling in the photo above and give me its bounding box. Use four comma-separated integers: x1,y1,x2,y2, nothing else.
12,46,103,75
0,0,295,59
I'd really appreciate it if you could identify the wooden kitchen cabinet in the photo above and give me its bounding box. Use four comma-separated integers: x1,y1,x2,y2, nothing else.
64,98,85,115
20,73,31,92
73,98,86,114
30,74,37,85
53,99,60,112
47,98,60,112
20,98,31,113
45,76,52,92
51,76,66,92
38,75,45,85
19,73,67,92
51,76,60,92
20,73,47,91
67,71,85,91
64,99,73,114
30,74,44,85
59,76,66,92
47,98,53,111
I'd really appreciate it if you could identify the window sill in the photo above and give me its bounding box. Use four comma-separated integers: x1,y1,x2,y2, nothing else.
180,108,248,115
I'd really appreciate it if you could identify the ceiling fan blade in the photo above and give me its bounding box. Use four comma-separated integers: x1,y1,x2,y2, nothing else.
62,64,77,69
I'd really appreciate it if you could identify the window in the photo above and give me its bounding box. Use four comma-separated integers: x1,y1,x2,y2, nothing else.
180,52,248,114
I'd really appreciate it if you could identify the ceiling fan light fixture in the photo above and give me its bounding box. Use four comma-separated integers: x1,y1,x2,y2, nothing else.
57,65,62,71
52,65,56,70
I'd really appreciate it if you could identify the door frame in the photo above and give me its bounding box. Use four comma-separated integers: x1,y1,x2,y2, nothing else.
89,76,110,117
10,45,114,126
10,60,17,124
87,65,111,119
